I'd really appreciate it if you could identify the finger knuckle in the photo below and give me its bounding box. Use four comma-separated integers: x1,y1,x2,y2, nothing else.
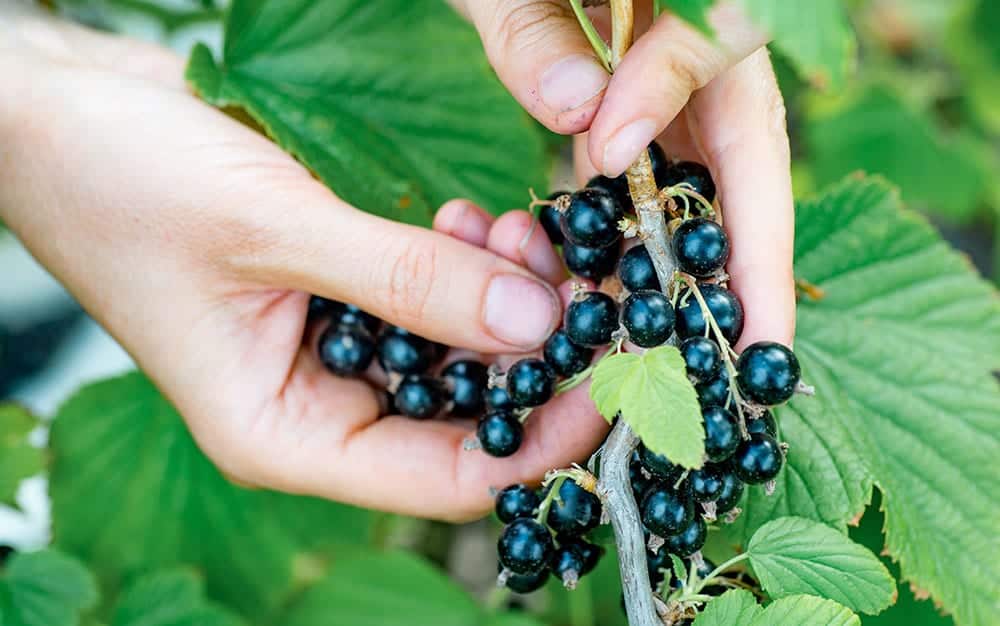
493,1,570,56
376,238,439,324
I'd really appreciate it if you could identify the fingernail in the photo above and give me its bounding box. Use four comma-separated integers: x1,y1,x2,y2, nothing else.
602,118,657,177
484,274,559,348
540,55,609,113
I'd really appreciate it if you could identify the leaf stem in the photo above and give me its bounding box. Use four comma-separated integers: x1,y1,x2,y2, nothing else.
568,0,613,72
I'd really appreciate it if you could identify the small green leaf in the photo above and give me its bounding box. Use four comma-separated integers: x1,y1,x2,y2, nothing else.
746,517,896,615
589,346,704,468
694,590,860,626
0,550,99,626
0,404,44,508
692,590,762,626
654,0,715,34
110,570,246,626
669,554,687,588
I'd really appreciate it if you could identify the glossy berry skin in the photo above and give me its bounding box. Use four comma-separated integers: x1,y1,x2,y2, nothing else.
546,480,603,537
642,484,694,537
618,245,660,292
746,410,778,438
714,468,745,514
736,342,801,406
563,242,620,281
659,161,716,204
337,303,382,336
676,284,744,345
550,545,586,583
703,405,740,462
646,142,670,187
507,359,556,407
495,484,540,523
696,367,731,408
665,515,707,558
672,218,730,278
560,539,604,576
478,411,524,457
689,464,725,502
565,291,619,347
630,454,652,500
504,566,549,594
587,174,632,213
638,443,684,483
541,191,570,245
484,386,516,413
622,290,675,348
442,360,488,417
733,433,784,484
561,188,624,248
680,336,722,383
307,295,341,320
498,518,554,575
318,324,375,377
544,330,595,378
394,375,446,419
376,327,436,375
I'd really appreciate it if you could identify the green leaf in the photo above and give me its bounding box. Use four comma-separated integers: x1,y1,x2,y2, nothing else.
109,570,246,626
0,404,45,508
746,517,895,615
654,0,715,34
740,0,856,90
0,550,99,626
694,590,860,626
692,590,762,626
589,346,704,468
185,0,548,227
49,373,373,616
669,554,687,588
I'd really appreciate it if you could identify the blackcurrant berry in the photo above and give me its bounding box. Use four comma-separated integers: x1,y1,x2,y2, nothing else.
630,453,652,501
496,484,541,523
647,545,671,586
307,295,341,320
703,405,739,462
540,191,569,246
676,284,744,345
561,188,624,248
337,303,382,336
672,218,730,278
504,566,549,594
543,330,594,378
565,291,619,347
641,484,694,537
442,359,488,417
563,242,620,281
318,324,375,377
546,479,602,537
376,327,436,375
647,142,670,188
507,358,556,407
736,342,801,406
498,518,554,575
696,367,731,408
746,410,778,438
638,443,684,483
394,375,446,419
484,386,517,413
714,467,745,514
586,174,631,213
689,464,725,503
680,336,722,383
733,433,783,484
622,290,675,348
618,244,660,292
550,545,586,585
659,161,716,204
559,538,604,576
665,515,707,558
478,411,524,457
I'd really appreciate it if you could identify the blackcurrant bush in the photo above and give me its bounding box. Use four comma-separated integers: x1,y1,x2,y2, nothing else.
561,188,624,248
714,467,745,514
540,191,569,245
307,295,341,320
680,336,722,383
665,515,707,558
622,290,675,348
442,359,488,417
495,484,540,523
376,326,436,375
544,330,594,378
504,566,549,594
484,386,516,413
498,518,554,575
478,411,524,457
641,484,694,537
733,433,783,484
550,544,586,584
703,405,739,462
617,244,660,292
638,443,684,483
689,464,725,503
560,538,603,576
676,284,744,345
563,242,620,281
696,367,731,408
565,291,619,347
337,303,382,336
546,479,602,537
394,375,446,419
672,218,729,278
746,410,778,438
736,341,801,406
659,161,716,205
318,324,375,377
507,358,556,407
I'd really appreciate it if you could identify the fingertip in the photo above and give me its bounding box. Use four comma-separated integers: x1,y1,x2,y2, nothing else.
433,199,494,247
487,211,567,285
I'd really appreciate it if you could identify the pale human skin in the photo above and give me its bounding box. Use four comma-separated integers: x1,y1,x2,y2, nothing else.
0,1,793,521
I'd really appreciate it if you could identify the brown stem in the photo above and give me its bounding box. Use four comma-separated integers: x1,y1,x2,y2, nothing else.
609,0,634,68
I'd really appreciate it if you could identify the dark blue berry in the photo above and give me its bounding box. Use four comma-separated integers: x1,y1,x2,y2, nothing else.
376,327,436,375
394,375,446,419
641,484,694,537
587,174,632,213
714,467,744,514
696,367,731,408
495,484,541,523
478,411,524,457
622,290,675,348
560,538,603,576
746,410,778,438
618,245,660,292
565,291,619,347
507,358,556,407
563,242,620,281
541,191,569,245
546,480,602,537
659,161,716,204
676,284,744,345
503,565,549,593
638,443,684,483
307,295,341,320
499,518,554,575
680,336,722,383
561,188,624,248
647,545,671,586
647,142,669,187
544,330,594,378
442,359,488,417
630,453,652,501
703,405,739,462
673,218,729,278
733,433,783,484
550,545,586,585
736,342,801,406
318,324,375,377
484,386,516,413
337,303,382,336
665,515,707,558
689,464,725,502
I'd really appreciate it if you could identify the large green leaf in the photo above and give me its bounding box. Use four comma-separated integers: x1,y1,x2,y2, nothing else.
109,570,246,626
0,404,45,508
49,373,373,617
694,590,860,626
692,589,762,625
185,0,548,227
0,550,98,626
654,0,715,34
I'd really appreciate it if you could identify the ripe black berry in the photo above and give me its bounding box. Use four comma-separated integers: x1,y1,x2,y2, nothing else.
507,359,556,407
659,161,716,205
394,375,446,419
672,218,729,278
318,324,375,377
543,330,594,378
680,336,722,383
618,245,660,292
550,545,586,585
307,295,340,320
563,242,620,281
638,443,683,483
504,565,549,593
546,480,602,537
376,327,436,375
647,142,670,187
703,405,739,462
665,515,707,558
498,518,554,575
641,484,694,537
586,174,632,213
484,386,516,413
565,291,619,347
714,467,745,514
746,410,778,438
696,367,731,408
495,484,540,523
561,188,624,248
477,411,524,457
689,464,725,502
622,290,675,348
336,303,382,336
733,433,783,484
676,284,744,345
736,342,801,406
630,453,652,500
560,538,603,576
541,191,569,245
442,359,488,417
647,545,671,586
